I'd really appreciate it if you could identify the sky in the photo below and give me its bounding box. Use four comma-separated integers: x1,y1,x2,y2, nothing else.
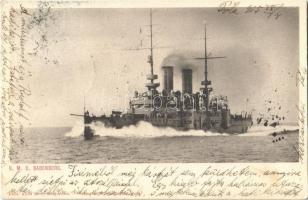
24,7,299,127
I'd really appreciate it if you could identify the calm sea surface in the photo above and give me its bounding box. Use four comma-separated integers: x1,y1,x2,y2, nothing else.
10,124,299,163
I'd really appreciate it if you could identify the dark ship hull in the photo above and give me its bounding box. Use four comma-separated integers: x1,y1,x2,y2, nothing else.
82,108,252,139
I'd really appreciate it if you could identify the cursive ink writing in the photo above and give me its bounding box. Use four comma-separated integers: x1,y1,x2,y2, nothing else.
218,1,284,19
295,103,305,163
4,165,304,198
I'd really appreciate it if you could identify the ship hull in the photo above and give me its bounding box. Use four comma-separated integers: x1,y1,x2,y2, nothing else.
83,111,252,139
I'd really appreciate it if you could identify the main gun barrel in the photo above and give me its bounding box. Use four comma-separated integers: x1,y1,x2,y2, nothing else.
70,114,84,117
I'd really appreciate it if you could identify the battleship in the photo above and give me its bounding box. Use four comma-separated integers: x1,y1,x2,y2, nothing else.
71,10,253,139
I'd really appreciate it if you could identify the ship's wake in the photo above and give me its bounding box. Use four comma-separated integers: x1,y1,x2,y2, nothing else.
239,125,298,137
65,119,299,138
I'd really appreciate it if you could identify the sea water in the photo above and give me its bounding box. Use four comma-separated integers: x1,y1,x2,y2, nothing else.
10,121,299,163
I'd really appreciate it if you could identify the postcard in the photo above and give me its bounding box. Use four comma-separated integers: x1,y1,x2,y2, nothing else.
0,0,307,199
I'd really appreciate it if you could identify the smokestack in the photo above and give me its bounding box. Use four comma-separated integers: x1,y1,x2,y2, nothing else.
182,69,192,94
162,66,173,92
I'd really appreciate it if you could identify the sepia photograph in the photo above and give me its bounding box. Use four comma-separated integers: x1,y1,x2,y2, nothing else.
1,1,307,199
6,4,300,163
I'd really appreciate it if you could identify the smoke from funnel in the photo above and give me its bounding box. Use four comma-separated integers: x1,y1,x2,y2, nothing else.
161,53,197,70
161,52,201,94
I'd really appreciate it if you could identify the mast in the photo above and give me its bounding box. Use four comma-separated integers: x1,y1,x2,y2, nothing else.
83,96,86,113
202,22,212,111
204,24,207,87
123,9,165,93
145,8,159,92
150,9,154,82
195,22,226,111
